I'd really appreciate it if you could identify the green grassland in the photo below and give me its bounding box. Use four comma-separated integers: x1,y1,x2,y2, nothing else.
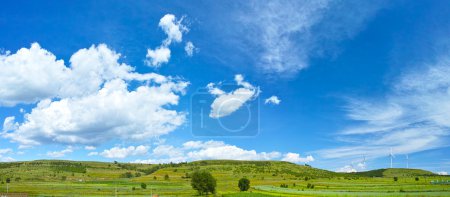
0,160,449,196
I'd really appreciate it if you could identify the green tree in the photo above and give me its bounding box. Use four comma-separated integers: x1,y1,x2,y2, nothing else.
238,178,250,191
415,177,419,181
394,177,398,181
164,174,170,180
191,170,216,195
141,183,147,189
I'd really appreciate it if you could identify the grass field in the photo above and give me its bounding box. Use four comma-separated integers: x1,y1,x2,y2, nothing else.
0,160,448,196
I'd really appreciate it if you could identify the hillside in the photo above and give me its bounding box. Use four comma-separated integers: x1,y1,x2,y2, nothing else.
0,160,448,196
355,168,436,177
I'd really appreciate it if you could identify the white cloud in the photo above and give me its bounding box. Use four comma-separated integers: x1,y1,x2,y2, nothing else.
336,165,357,173
100,145,149,159
238,1,384,76
146,14,188,67
159,14,188,45
184,41,196,57
4,79,187,146
145,46,171,67
207,74,260,118
0,43,67,106
282,153,314,163
0,43,168,106
265,96,281,105
133,140,312,164
84,146,96,150
0,148,12,155
317,56,450,160
436,171,448,175
46,146,73,158
1,43,188,147
88,152,98,156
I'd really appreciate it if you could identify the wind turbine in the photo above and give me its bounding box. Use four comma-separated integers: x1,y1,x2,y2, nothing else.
389,148,395,168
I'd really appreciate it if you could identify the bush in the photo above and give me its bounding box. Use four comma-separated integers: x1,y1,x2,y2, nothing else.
141,183,147,189
164,174,170,180
280,183,288,188
191,170,216,195
121,172,133,178
415,177,419,181
238,178,250,191
394,177,398,181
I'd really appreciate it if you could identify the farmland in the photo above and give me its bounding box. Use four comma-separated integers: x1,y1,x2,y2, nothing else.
0,160,448,196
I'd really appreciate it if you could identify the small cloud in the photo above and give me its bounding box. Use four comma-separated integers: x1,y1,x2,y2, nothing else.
207,74,260,118
88,152,98,156
84,146,96,150
265,96,281,105
46,146,73,158
146,14,188,67
436,171,448,175
145,46,171,67
184,41,196,57
282,153,314,163
99,145,149,159
336,165,357,173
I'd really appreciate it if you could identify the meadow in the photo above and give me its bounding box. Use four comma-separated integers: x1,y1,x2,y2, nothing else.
0,160,448,196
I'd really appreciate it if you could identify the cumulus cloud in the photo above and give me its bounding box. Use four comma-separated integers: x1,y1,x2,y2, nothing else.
145,46,171,67
159,14,188,45
146,14,190,67
0,43,168,106
265,96,281,105
184,41,196,57
0,148,14,161
282,153,314,163
317,56,450,160
46,146,73,158
1,43,188,147
207,74,260,118
100,145,149,159
133,140,311,164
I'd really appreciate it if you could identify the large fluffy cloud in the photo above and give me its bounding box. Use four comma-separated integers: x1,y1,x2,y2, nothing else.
0,43,167,106
1,43,188,147
207,74,260,118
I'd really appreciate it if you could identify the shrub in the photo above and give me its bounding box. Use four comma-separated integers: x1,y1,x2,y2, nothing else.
394,177,398,181
191,170,216,195
280,183,288,188
141,183,147,189
164,174,170,180
415,177,419,181
238,178,250,191
120,172,133,178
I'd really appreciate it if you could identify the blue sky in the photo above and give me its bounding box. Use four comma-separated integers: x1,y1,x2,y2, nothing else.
0,0,449,174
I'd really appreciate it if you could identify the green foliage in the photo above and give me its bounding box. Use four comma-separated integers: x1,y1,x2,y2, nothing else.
191,170,216,195
238,177,250,191
61,176,66,181
141,182,147,189
164,174,169,180
120,172,133,178
6,178,10,183
50,161,86,173
415,177,419,181
394,176,398,181
280,183,288,188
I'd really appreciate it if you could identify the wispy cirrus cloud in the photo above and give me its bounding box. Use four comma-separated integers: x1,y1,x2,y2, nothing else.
236,0,386,76
317,55,450,160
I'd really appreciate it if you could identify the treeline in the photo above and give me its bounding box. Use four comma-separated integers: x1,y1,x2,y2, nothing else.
50,161,87,173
